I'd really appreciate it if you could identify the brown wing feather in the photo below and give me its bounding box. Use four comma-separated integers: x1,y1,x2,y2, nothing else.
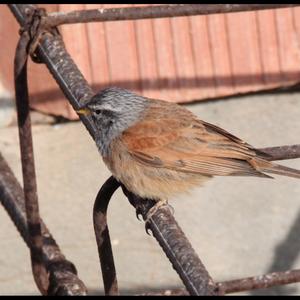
122,100,270,178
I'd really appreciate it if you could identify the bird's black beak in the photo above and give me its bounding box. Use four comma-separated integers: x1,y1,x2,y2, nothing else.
76,107,91,115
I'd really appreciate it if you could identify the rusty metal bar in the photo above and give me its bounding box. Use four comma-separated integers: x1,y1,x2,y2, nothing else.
216,269,300,294
93,174,220,296
14,27,48,295
0,152,87,295
11,10,87,294
44,4,300,27
0,152,29,245
93,176,120,295
259,144,300,161
121,185,220,296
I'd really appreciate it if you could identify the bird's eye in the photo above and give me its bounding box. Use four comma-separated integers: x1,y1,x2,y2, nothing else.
95,109,101,115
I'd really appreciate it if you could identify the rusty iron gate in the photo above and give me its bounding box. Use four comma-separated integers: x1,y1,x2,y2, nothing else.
1,4,300,295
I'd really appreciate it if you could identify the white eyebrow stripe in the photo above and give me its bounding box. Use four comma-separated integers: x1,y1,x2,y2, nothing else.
92,103,123,113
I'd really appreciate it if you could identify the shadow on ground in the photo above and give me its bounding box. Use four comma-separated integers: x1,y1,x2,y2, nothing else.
250,208,300,295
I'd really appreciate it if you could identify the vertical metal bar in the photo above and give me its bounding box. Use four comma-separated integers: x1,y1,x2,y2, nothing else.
93,176,120,295
14,30,49,294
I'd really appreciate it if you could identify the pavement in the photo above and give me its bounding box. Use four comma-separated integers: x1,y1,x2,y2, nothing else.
0,91,300,295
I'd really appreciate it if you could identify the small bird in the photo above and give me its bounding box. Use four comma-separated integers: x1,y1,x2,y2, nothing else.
77,87,300,203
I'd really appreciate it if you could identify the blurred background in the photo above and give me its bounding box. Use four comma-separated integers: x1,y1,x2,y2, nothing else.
0,4,300,295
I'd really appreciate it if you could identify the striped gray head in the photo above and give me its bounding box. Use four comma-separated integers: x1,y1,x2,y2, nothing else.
79,87,148,156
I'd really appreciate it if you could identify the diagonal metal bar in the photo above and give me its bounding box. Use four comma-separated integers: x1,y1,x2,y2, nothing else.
0,152,87,295
121,185,220,296
93,176,219,295
14,27,49,295
93,176,120,295
44,4,300,27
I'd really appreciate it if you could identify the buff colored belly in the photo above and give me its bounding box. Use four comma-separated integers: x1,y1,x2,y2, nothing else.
103,141,211,200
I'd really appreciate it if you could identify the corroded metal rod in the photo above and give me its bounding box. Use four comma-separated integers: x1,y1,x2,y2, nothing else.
121,185,220,296
44,4,299,27
259,144,300,161
93,177,120,295
216,269,300,294
14,27,49,295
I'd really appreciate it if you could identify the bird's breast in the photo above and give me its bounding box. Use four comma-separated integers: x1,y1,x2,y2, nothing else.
102,138,211,200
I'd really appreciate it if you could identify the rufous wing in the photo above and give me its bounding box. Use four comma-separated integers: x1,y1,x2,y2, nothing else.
122,100,271,178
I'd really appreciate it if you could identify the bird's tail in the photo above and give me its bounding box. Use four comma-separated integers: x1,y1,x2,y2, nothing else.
250,157,300,179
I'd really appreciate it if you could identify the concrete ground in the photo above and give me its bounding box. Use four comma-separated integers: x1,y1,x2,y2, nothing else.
0,91,300,295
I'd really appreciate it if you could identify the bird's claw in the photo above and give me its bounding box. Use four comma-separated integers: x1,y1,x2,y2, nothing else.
136,210,143,221
145,221,152,235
